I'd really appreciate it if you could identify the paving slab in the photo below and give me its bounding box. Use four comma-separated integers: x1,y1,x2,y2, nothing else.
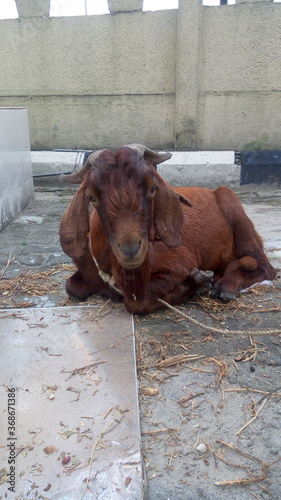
0,306,143,500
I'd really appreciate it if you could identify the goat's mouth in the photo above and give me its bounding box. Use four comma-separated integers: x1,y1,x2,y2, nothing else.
118,257,146,270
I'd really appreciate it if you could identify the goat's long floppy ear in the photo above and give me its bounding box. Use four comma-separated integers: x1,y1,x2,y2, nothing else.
153,175,186,247
59,182,90,259
61,150,104,184
125,143,172,168
127,144,190,246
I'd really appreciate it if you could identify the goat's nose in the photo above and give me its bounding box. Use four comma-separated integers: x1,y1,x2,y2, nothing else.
119,241,141,259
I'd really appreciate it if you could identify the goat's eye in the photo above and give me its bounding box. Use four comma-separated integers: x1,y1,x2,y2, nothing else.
150,186,157,194
87,195,96,202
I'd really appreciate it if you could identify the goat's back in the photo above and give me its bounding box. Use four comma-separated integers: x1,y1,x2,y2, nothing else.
169,186,234,270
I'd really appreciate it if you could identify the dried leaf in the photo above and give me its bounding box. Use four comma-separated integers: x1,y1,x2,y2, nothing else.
125,477,132,487
43,446,57,455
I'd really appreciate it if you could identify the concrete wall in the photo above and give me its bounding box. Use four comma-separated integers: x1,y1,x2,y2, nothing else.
199,1,281,150
0,0,280,151
0,108,34,230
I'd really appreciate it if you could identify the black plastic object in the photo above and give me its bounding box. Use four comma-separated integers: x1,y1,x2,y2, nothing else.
240,150,281,185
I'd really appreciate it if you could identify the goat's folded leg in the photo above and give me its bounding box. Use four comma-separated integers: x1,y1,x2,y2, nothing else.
66,269,93,301
151,268,214,311
66,254,123,303
124,268,214,314
210,256,267,301
124,284,193,314
162,270,214,305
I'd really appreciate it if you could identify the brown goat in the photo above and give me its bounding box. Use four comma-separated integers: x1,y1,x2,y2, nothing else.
59,144,276,314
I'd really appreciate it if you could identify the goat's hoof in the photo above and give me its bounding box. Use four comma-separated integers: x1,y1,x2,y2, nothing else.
210,288,236,301
190,268,214,285
220,291,237,301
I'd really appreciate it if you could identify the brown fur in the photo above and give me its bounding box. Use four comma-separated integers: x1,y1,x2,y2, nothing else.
59,146,276,314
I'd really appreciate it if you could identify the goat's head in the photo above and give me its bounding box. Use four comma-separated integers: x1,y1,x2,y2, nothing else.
60,144,191,269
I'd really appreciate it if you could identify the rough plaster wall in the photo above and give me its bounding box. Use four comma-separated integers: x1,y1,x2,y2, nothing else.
0,3,281,150
0,14,176,96
199,3,281,150
0,12,177,150
1,94,175,150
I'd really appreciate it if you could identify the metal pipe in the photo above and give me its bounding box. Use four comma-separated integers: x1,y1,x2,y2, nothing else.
32,171,73,178
32,150,90,178
54,149,92,153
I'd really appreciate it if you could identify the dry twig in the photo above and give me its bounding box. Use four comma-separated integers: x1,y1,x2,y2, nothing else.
224,387,281,397
156,354,205,369
80,407,124,499
235,398,268,436
204,358,228,382
142,427,179,436
0,253,15,279
214,440,281,487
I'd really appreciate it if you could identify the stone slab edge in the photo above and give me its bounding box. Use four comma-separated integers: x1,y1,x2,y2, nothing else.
31,150,240,188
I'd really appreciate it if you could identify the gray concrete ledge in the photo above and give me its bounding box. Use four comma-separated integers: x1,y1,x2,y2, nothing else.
158,151,239,189
31,151,85,176
31,150,239,188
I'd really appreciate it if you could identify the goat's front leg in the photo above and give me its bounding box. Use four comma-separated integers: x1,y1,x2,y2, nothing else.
124,268,214,314
159,268,214,308
189,268,214,288
66,252,123,302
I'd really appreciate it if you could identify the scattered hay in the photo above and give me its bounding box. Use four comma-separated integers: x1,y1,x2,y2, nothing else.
137,283,280,485
197,288,280,320
0,262,111,309
0,264,73,298
231,339,269,363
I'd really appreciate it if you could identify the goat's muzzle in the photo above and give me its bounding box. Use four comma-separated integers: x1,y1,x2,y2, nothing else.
119,241,141,259
111,234,148,270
